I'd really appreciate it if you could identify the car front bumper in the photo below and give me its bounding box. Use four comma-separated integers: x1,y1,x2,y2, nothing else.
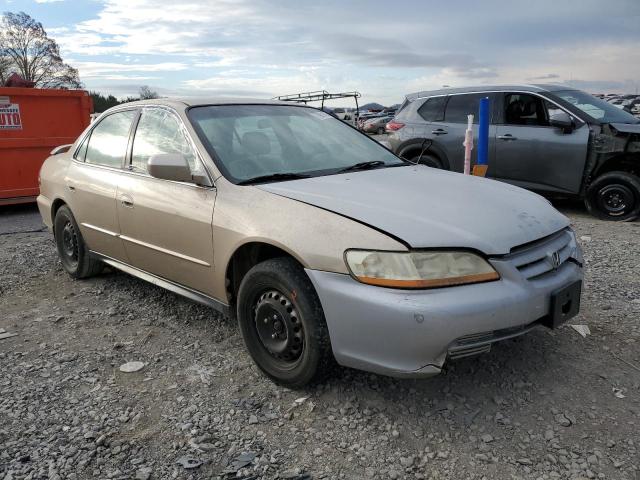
305,242,583,378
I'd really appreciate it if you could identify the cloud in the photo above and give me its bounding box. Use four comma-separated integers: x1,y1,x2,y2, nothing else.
527,74,560,81
70,61,188,79
46,0,640,104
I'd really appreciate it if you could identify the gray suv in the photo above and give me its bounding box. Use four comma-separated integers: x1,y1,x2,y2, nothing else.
387,85,640,221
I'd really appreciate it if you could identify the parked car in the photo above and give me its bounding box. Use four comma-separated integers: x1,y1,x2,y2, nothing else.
357,112,386,130
37,98,583,387
363,115,394,134
333,108,356,124
388,84,640,221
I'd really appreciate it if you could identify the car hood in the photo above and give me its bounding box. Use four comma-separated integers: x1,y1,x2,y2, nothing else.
609,122,640,134
257,166,569,255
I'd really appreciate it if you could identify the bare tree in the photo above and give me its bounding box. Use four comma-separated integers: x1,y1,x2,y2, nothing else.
0,54,11,85
0,11,81,88
139,85,159,100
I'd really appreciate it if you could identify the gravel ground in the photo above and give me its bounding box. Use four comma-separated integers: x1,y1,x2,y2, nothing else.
1,202,639,480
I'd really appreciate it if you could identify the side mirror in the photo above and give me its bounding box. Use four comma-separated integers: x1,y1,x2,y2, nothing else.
148,153,193,182
549,111,574,132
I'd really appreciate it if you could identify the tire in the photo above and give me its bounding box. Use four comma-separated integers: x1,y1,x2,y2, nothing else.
409,152,443,169
585,171,640,221
54,205,103,278
237,257,333,387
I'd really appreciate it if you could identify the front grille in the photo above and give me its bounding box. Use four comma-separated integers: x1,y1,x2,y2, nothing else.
506,228,574,281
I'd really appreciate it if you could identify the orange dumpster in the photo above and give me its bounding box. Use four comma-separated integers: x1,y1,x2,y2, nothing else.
0,87,92,205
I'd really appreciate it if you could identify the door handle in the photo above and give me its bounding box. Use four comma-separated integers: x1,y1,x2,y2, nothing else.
431,129,448,135
497,134,518,141
120,195,134,208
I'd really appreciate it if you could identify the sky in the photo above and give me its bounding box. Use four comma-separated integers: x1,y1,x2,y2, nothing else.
2,0,640,106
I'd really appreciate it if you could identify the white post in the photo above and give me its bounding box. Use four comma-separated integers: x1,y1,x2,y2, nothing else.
463,114,474,175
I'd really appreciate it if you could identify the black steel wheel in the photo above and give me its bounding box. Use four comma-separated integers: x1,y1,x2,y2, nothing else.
54,205,103,278
237,257,333,387
60,219,79,268
585,171,640,221
254,289,305,366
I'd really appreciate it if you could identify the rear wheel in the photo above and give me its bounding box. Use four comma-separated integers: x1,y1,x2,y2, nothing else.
237,257,333,387
585,171,640,221
54,205,103,278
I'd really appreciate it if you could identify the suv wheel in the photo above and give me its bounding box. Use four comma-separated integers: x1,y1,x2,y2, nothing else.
54,205,103,278
585,171,640,221
237,257,333,387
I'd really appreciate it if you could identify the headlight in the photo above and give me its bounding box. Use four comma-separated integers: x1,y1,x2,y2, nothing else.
345,250,499,289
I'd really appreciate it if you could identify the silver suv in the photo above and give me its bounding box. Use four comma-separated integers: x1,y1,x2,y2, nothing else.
387,84,640,221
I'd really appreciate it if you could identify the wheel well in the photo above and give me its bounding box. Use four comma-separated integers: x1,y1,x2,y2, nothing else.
225,242,300,306
51,198,67,229
398,140,449,169
594,155,640,179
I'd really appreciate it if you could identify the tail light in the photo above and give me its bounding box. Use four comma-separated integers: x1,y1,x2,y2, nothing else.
386,120,405,132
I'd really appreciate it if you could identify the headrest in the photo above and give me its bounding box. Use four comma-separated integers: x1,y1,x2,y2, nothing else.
241,131,270,156
521,99,537,116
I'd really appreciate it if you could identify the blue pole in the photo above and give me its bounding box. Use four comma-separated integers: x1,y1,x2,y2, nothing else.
477,97,490,166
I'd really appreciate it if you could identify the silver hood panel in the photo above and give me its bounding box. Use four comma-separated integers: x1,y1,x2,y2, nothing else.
257,166,569,255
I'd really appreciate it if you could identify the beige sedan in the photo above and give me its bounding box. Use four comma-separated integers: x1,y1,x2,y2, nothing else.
38,99,583,387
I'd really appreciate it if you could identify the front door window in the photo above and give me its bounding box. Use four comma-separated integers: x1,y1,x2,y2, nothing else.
131,108,198,173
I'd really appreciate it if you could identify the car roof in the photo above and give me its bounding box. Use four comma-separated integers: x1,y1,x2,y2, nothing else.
118,97,304,109
405,84,575,101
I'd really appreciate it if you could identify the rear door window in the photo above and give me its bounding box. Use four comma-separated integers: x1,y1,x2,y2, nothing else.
417,96,447,122
444,93,491,124
85,110,136,168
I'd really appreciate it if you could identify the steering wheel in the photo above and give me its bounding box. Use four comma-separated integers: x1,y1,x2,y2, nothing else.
228,155,264,178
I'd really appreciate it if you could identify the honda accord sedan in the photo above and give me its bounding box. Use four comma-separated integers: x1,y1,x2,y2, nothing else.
37,98,584,387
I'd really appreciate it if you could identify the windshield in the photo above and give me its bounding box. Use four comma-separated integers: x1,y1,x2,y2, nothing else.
188,104,405,183
551,90,639,124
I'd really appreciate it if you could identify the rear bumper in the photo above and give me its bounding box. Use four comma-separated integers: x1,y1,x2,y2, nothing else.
36,194,53,231
305,259,583,378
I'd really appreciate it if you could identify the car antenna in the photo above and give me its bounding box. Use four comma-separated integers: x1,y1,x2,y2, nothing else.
413,139,433,165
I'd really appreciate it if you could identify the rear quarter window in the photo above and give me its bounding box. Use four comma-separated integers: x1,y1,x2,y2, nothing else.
395,99,421,122
417,96,447,122
74,135,89,162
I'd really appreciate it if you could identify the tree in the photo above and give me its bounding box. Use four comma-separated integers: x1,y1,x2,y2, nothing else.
0,11,81,88
0,54,10,85
139,85,159,100
89,91,122,113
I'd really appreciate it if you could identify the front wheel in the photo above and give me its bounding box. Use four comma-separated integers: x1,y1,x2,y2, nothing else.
585,171,640,221
237,257,333,387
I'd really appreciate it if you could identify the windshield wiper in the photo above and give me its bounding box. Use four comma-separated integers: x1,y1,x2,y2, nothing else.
237,172,311,185
336,160,387,174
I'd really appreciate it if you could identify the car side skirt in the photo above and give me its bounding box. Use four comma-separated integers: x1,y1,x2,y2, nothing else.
91,251,230,316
